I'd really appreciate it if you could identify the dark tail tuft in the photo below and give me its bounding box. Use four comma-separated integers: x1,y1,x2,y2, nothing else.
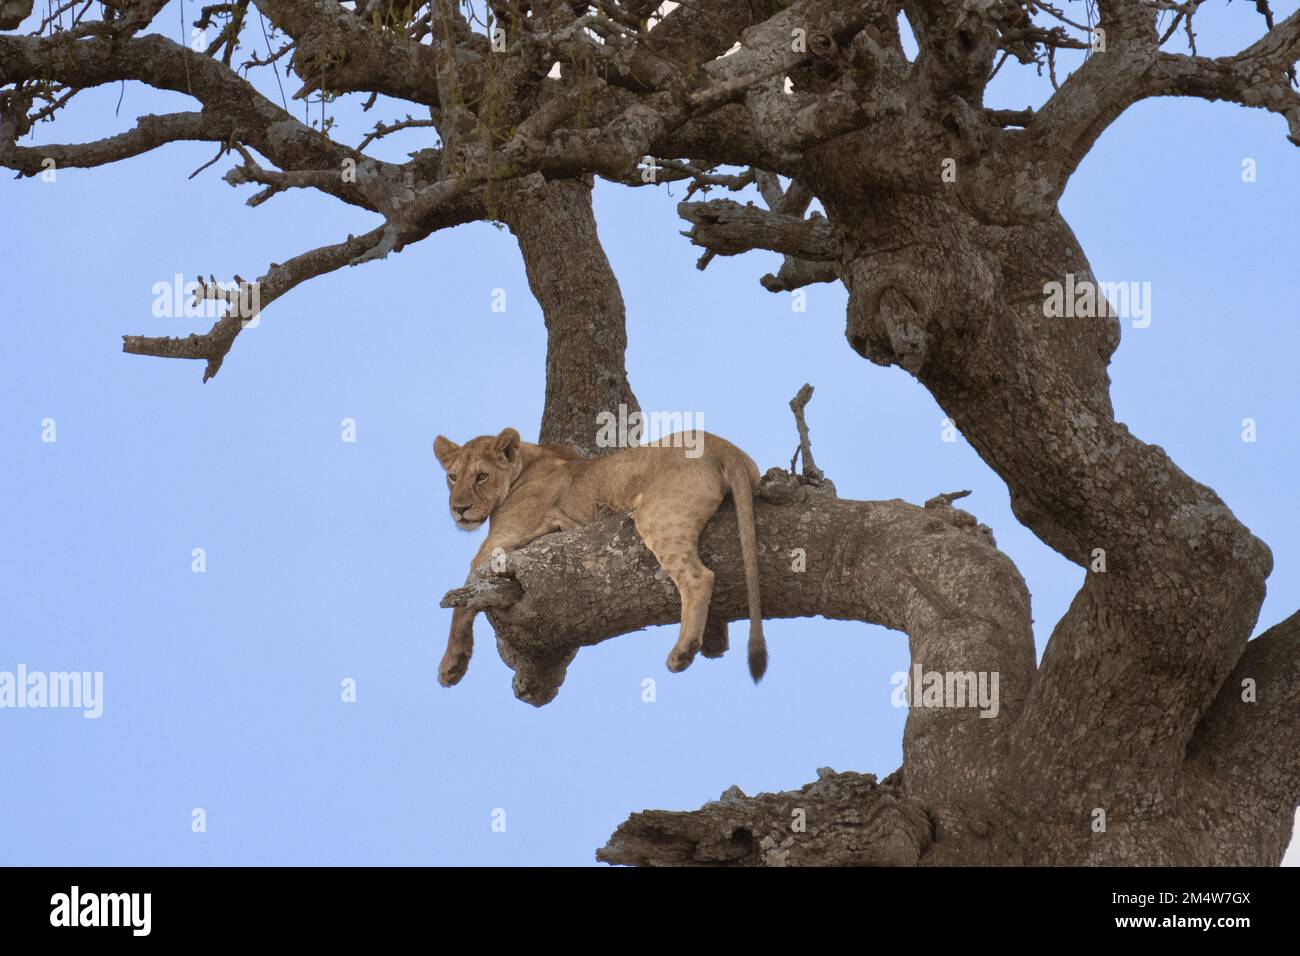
748,631,767,684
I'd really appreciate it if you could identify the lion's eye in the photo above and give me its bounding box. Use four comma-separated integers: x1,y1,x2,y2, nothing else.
448,474,458,483
475,472,488,484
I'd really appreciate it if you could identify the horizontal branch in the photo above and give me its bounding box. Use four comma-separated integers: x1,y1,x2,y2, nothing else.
678,198,838,263
760,256,839,292
620,0,786,95
1150,12,1300,145
0,30,375,208
598,769,932,866
0,0,31,29
0,111,229,176
1021,9,1300,200
443,469,1035,808
121,224,398,381
249,0,475,108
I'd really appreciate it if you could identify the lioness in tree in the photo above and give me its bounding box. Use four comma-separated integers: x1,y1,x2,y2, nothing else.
433,427,766,688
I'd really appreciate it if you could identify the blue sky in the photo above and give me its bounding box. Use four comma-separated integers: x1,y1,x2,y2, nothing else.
1,3,1297,865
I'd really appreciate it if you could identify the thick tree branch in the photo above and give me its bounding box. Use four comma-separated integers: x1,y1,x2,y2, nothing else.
619,0,787,95
598,769,933,866
678,198,838,263
0,110,230,175
1020,9,1300,201
0,0,32,30
751,169,840,291
1188,610,1300,810
443,470,1035,808
831,196,1273,816
249,0,475,107
0,31,371,208
499,174,640,455
1148,12,1300,145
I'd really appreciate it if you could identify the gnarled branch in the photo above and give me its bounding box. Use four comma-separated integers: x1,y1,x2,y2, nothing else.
1188,610,1300,810
678,198,838,264
598,769,933,866
442,469,1035,809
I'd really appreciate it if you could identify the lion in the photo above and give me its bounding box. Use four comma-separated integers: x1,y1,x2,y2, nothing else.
432,427,766,688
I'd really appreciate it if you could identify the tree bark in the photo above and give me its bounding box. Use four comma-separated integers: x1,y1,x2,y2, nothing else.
444,469,1037,814
501,176,640,455
6,0,1297,868
662,165,1293,863
599,769,934,866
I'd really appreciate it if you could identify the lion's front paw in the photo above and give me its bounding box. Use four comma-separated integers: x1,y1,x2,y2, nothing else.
439,648,471,687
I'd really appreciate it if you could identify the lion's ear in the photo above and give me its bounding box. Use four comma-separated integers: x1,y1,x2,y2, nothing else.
433,436,460,470
494,427,521,463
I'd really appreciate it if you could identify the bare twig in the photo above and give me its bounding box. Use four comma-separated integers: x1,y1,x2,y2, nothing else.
788,382,823,481
925,489,973,508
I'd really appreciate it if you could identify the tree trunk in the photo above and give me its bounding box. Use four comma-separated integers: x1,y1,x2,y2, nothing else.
501,175,640,455
8,0,1296,868
598,182,1292,866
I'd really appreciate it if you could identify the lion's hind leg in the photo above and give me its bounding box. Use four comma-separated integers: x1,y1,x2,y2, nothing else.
633,489,722,674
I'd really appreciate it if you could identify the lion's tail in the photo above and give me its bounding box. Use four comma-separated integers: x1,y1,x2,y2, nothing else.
724,454,766,683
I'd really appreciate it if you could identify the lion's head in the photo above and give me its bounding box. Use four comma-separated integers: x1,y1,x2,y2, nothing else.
432,427,522,530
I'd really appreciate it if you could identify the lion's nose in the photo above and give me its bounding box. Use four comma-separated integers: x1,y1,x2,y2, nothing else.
453,506,470,518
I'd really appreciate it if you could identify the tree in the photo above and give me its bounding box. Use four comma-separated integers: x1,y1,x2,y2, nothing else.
3,0,1296,866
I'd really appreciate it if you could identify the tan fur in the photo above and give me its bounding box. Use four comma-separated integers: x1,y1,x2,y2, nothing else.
432,427,766,687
